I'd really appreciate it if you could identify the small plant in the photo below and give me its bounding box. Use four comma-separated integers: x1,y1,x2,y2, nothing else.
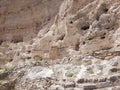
65,66,71,70
88,69,94,74
0,67,12,73
0,67,12,80
66,73,74,77
33,55,42,61
0,66,12,72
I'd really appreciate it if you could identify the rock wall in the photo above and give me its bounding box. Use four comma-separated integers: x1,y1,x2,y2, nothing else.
1,0,120,60
0,0,63,42
0,0,119,64
0,0,120,90
31,0,120,59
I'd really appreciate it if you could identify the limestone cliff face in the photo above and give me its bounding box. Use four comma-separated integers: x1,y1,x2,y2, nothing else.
0,0,120,90
0,0,120,66
33,0,120,59
0,0,63,42
0,0,120,60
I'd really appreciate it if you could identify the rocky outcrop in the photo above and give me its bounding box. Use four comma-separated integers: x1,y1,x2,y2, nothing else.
0,56,119,90
0,0,63,42
28,0,120,60
0,0,120,90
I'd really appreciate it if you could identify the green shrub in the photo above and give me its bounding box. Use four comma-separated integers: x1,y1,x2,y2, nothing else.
33,55,42,61
66,73,74,77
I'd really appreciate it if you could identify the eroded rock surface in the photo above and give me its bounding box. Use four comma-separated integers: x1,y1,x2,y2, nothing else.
0,0,63,42
0,0,120,90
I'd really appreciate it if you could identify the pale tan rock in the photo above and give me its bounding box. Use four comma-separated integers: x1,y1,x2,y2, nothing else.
49,45,59,60
0,0,63,42
0,0,120,90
